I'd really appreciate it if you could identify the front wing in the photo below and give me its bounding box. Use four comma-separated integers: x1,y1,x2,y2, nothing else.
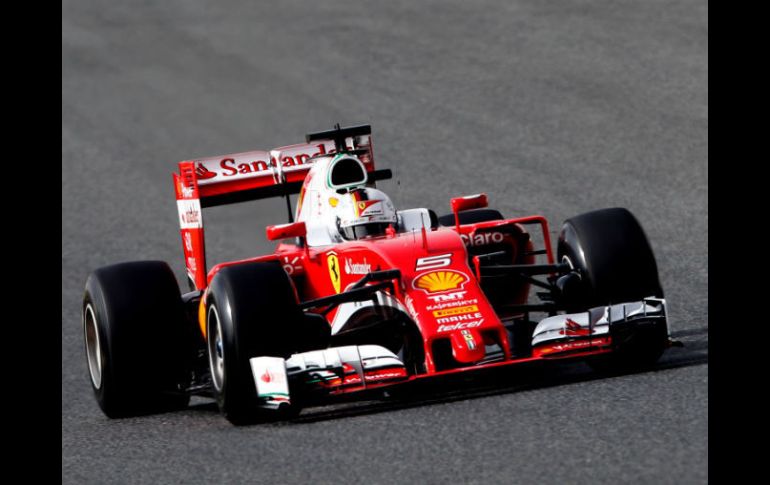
249,298,668,409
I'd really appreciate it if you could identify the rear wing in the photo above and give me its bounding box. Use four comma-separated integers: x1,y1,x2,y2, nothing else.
173,124,391,290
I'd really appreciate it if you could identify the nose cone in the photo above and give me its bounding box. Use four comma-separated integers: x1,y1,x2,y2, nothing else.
449,328,486,363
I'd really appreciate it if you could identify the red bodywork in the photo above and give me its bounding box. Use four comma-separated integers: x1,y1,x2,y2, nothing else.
173,134,614,397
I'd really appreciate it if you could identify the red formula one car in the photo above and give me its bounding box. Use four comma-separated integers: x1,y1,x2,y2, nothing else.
83,125,671,424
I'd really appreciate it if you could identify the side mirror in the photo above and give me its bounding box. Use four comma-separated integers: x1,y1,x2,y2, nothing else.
450,193,488,228
266,221,307,241
450,193,488,213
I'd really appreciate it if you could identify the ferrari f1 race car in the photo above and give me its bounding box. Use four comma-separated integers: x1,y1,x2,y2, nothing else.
83,124,671,424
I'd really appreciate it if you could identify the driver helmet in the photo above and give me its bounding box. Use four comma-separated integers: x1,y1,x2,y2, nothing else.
335,187,397,240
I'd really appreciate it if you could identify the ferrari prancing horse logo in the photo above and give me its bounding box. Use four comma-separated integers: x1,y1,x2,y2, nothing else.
327,252,341,293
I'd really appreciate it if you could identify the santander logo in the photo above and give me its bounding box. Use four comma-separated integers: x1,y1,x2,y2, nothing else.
559,318,592,336
195,163,217,180
195,142,345,185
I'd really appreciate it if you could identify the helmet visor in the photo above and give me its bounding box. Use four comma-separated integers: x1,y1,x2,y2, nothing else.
342,223,390,240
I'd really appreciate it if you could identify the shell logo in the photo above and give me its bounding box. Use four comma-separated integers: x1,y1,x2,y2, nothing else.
413,270,468,293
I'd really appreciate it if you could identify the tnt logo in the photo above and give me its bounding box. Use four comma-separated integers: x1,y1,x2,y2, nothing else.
426,291,467,303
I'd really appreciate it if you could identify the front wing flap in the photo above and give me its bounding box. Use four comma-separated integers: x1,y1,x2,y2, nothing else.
531,298,667,358
250,345,408,409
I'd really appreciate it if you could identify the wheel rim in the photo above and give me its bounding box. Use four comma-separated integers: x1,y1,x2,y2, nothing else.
83,304,103,389
207,305,225,392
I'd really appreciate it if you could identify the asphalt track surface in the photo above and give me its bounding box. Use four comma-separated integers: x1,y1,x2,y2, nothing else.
62,1,708,483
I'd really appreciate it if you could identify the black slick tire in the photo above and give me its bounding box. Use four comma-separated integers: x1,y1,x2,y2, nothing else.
83,261,190,418
557,208,666,369
206,261,305,425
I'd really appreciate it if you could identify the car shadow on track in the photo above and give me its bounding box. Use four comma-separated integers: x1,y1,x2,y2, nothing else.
287,327,708,424
187,326,708,425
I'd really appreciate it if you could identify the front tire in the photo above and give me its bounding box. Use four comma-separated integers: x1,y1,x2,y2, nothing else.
558,207,663,308
557,208,667,369
83,261,190,418
206,261,305,424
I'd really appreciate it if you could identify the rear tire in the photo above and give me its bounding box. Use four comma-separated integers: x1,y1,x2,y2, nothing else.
206,261,306,425
83,261,190,418
557,208,666,369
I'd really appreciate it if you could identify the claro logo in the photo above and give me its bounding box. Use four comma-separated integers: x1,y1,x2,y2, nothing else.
460,232,505,246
